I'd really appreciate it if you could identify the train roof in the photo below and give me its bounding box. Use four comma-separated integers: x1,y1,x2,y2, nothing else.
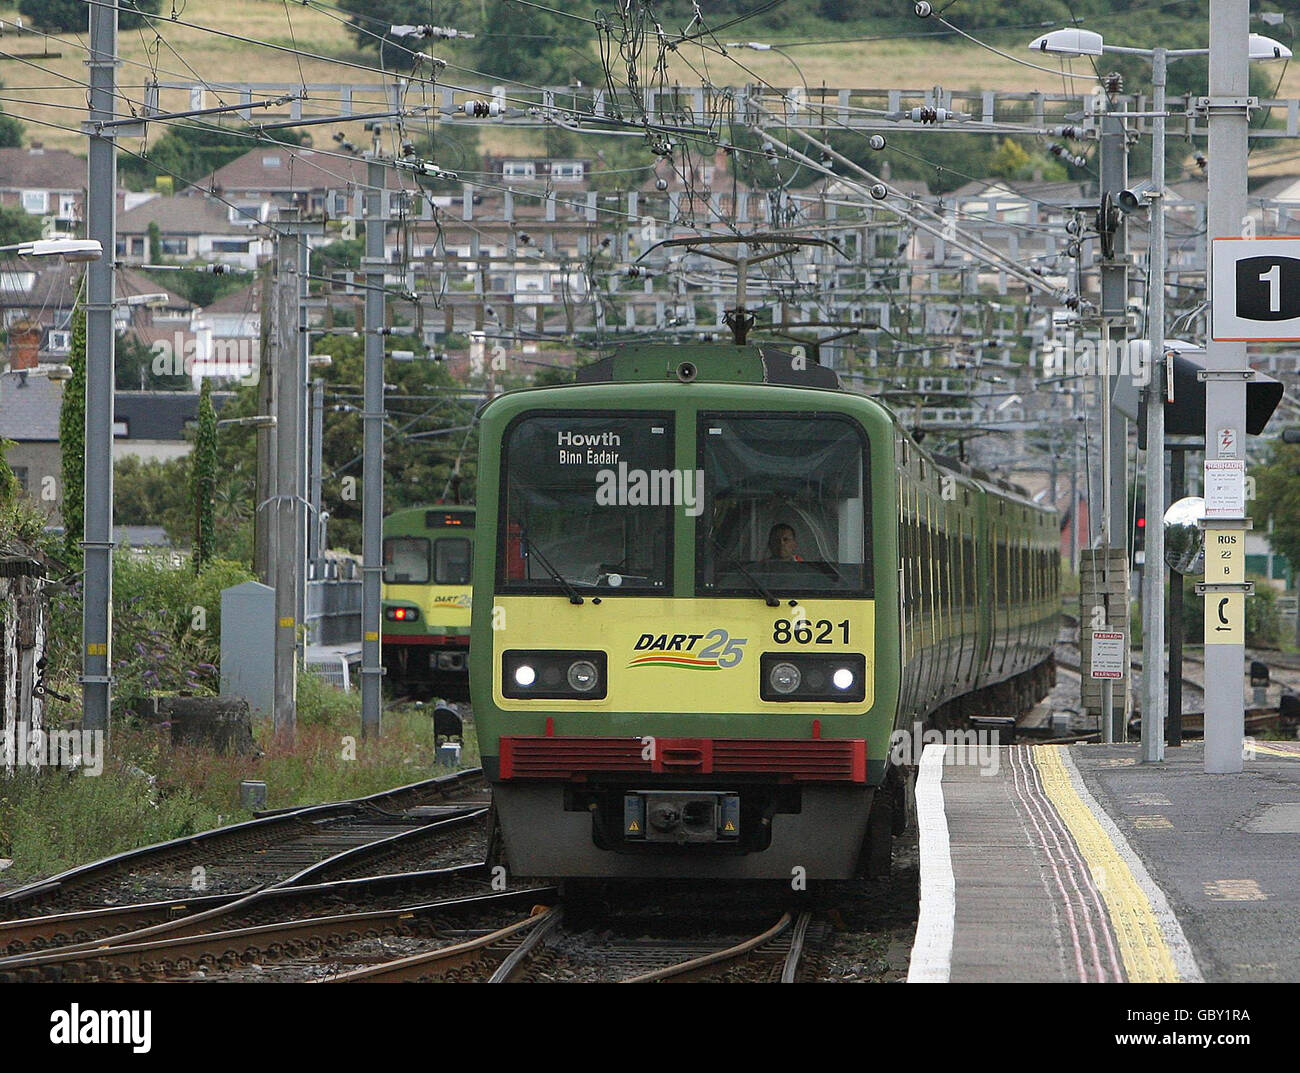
575,343,841,390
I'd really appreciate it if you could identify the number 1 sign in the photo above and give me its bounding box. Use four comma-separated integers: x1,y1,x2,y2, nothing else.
1212,237,1300,341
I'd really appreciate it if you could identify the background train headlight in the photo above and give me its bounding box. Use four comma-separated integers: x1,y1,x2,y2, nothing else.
502,650,607,699
760,653,866,702
769,662,802,694
384,605,420,622
566,659,599,692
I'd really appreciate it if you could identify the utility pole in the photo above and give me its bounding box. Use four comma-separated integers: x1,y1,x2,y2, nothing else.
1204,0,1251,774
1140,47,1168,764
81,0,117,736
361,146,387,738
272,211,302,743
1098,106,1131,743
309,377,324,567
255,269,275,584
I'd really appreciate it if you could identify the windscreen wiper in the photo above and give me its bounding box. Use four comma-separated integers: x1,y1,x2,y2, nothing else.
709,535,780,607
520,529,584,605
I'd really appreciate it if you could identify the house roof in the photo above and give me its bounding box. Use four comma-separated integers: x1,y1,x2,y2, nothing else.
0,260,78,312
201,282,260,316
0,145,85,192
116,267,192,311
0,370,64,442
119,195,249,236
200,147,385,195
114,390,232,441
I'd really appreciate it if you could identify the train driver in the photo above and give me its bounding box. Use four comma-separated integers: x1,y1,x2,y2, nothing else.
767,523,804,562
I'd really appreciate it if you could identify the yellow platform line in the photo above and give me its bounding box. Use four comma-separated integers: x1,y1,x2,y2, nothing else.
1031,746,1183,983
1251,742,1300,759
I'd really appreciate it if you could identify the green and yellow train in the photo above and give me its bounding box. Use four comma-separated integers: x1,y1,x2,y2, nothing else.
469,343,1058,880
381,505,474,698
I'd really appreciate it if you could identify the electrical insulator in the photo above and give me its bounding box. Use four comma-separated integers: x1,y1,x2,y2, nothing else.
463,99,502,118
911,106,946,124
1104,71,1124,94
626,265,650,279
1194,152,1208,172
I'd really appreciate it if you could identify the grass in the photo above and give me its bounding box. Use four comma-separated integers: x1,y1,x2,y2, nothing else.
13,1,1300,167
0,669,476,887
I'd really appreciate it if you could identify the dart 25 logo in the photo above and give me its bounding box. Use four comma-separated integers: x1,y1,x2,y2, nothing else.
628,628,747,669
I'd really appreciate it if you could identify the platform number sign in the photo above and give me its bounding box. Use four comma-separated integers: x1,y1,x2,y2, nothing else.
1213,238,1300,340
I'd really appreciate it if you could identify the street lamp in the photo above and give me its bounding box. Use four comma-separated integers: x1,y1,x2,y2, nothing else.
1029,28,1290,762
0,239,103,263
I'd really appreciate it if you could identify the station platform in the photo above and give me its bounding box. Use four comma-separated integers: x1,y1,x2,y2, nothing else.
909,739,1300,983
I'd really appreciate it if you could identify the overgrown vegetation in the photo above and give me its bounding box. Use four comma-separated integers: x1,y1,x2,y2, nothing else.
0,690,475,884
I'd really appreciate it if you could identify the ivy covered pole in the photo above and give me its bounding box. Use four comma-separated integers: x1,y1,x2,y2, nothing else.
58,307,86,562
192,378,217,570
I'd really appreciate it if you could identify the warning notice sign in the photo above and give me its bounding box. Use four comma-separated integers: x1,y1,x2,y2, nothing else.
1090,631,1125,679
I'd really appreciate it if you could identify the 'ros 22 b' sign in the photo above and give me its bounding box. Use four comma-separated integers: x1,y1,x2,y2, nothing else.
1212,237,1300,340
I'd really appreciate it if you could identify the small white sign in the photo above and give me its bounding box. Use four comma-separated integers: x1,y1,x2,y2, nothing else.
1217,426,1238,458
1204,459,1247,517
1090,631,1125,679
1212,236,1300,341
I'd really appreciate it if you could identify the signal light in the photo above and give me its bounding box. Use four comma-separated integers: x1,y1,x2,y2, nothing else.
385,606,420,622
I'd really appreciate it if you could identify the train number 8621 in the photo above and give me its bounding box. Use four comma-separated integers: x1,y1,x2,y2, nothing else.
772,618,850,645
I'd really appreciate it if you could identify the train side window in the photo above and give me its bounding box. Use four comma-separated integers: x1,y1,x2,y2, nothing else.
384,536,430,584
434,537,473,584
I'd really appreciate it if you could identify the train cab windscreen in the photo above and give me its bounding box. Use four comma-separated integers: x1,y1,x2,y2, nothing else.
696,414,871,596
498,413,673,593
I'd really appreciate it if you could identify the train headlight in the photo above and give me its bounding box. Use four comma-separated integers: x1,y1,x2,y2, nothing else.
770,662,802,694
502,650,607,699
760,653,866,702
567,659,599,692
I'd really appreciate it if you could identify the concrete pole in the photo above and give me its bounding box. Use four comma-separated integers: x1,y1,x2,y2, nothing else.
1100,111,1131,742
296,229,309,665
81,0,117,735
273,214,301,743
361,155,386,738
255,269,275,584
1140,48,1168,764
309,377,324,566
1205,0,1250,774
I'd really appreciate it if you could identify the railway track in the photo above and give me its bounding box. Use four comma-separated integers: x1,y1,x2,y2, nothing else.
323,904,819,983
0,764,488,915
0,886,555,983
0,811,490,958
0,769,486,921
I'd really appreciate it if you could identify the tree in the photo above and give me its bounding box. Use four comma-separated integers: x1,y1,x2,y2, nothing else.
0,204,42,247
471,0,600,86
191,380,217,570
58,308,86,561
0,111,22,149
19,0,162,32
1253,440,1300,573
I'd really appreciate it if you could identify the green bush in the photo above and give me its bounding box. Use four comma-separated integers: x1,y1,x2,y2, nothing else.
111,556,254,697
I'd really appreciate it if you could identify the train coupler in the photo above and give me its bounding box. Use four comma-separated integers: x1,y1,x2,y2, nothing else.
622,790,740,844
